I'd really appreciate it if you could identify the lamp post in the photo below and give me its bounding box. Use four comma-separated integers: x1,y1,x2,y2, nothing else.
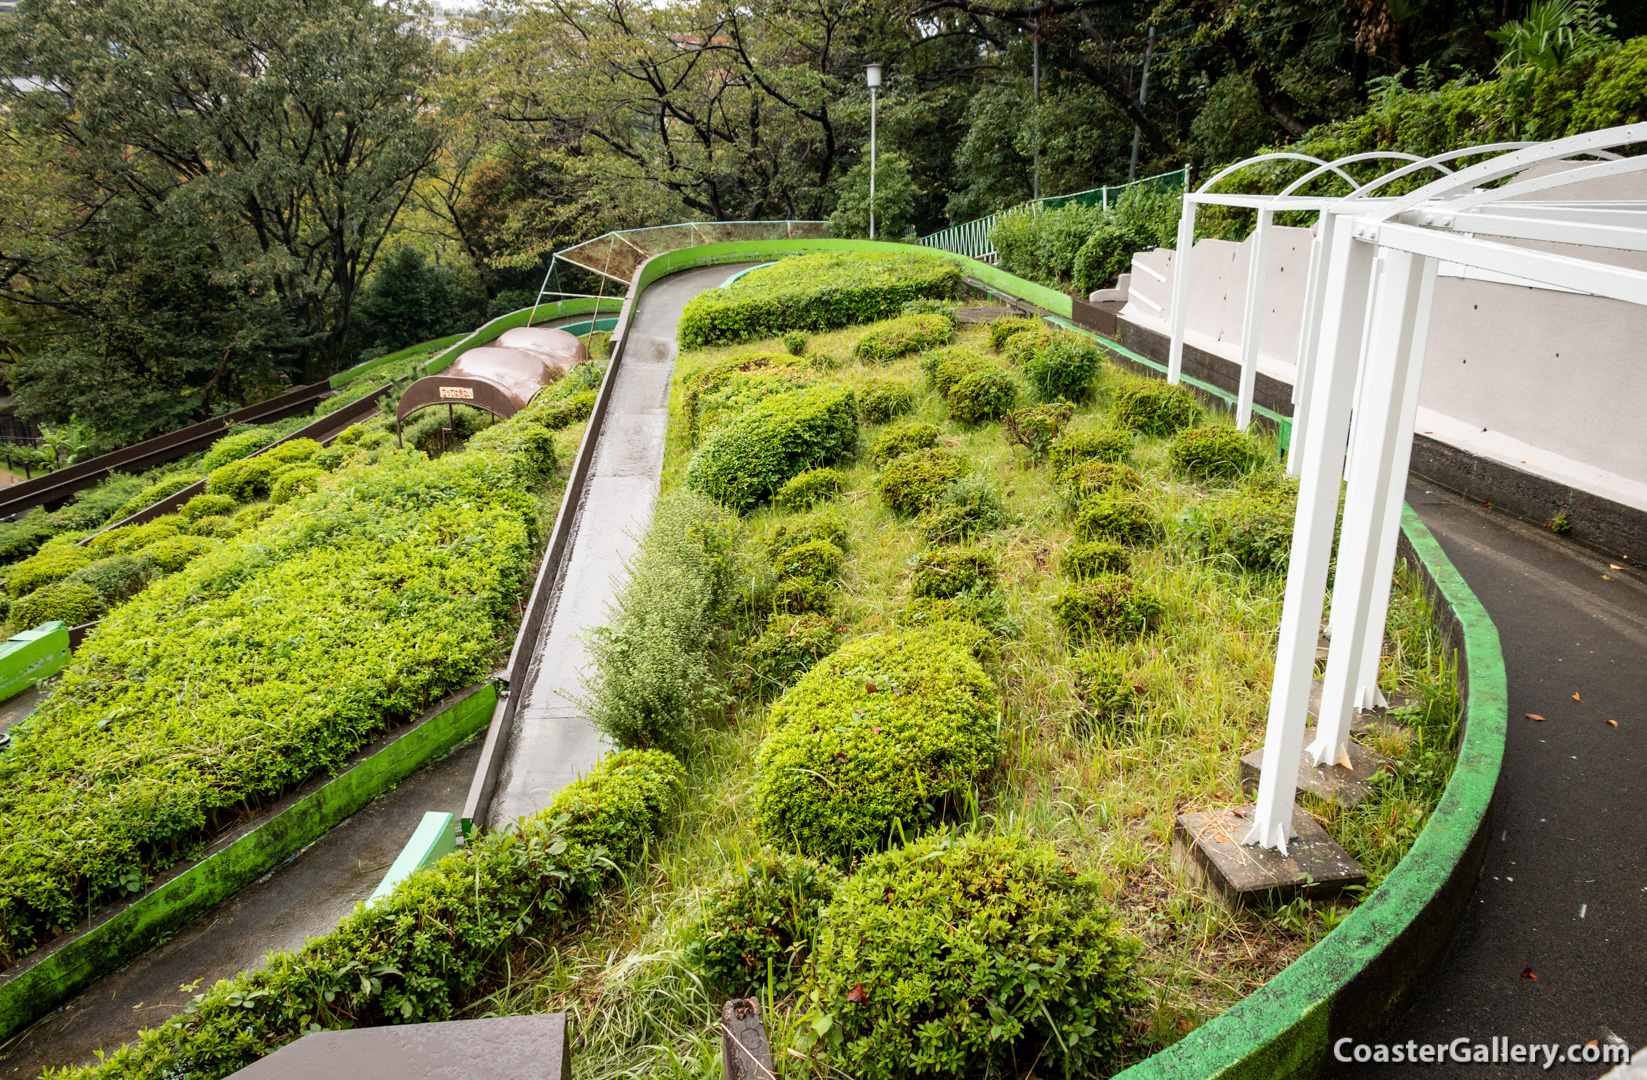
866,63,881,240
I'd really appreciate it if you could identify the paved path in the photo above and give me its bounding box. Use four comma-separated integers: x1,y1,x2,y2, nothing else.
486,263,751,827
1358,480,1647,1077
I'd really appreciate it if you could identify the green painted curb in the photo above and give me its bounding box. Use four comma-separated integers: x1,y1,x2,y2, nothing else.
368,812,458,906
0,621,70,703
0,682,497,1042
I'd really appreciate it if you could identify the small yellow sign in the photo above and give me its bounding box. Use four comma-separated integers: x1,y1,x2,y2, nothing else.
439,386,474,400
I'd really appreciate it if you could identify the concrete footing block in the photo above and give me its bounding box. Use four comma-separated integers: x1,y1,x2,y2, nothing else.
1240,731,1395,808
1172,806,1367,906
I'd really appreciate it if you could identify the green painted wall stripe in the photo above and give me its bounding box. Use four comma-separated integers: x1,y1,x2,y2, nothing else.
0,683,497,1042
0,621,70,703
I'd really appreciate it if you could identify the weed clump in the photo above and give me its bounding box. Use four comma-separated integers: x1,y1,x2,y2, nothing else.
766,511,849,563
1187,484,1296,573
869,422,938,466
1073,493,1158,545
877,448,969,517
857,378,917,425
909,547,998,599
1002,403,1073,462
1070,648,1138,732
739,613,842,697
685,849,841,998
783,330,808,356
1060,540,1130,579
1114,382,1200,437
1057,460,1143,510
852,313,954,364
776,468,845,511
772,539,845,584
1052,578,1163,641
918,474,1015,545
1047,427,1132,477
1169,425,1265,481
945,367,1019,425
1009,330,1108,402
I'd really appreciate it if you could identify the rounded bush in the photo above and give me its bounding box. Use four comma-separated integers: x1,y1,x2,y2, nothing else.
783,330,808,356
265,438,322,465
1002,327,1055,366
776,468,845,512
64,554,153,604
312,445,348,471
199,429,275,472
857,378,916,425
909,547,997,599
869,421,938,466
1020,331,1107,402
1114,382,1201,437
530,390,597,432
1047,427,1132,477
1052,578,1163,641
1188,485,1296,573
852,314,954,364
686,850,841,998
808,833,1140,1078
918,474,1014,545
1002,403,1073,461
740,613,842,697
945,367,1019,425
986,315,1043,350
11,580,106,629
877,448,969,517
773,577,836,615
270,466,324,505
1060,540,1130,579
1169,425,1265,480
218,502,274,539
142,533,219,574
181,493,237,521
8,545,93,597
685,385,858,513
1073,493,1158,545
112,472,203,521
206,455,281,502
682,352,808,440
190,515,229,537
86,517,182,557
924,348,990,397
1058,460,1143,510
772,538,845,583
1070,648,1138,732
754,629,1000,863
766,511,849,563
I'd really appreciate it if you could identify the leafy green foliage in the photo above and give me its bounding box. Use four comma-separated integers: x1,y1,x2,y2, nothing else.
1015,330,1108,402
899,299,958,326
754,629,1000,863
918,474,1015,545
1002,403,1073,462
685,849,841,998
270,466,325,505
1169,426,1265,481
1186,484,1297,574
199,430,277,473
783,330,808,356
766,511,849,564
877,448,969,517
776,468,845,512
1052,578,1164,641
851,314,954,365
181,493,237,522
1047,427,1132,477
1070,184,1180,294
1069,648,1138,733
62,554,153,605
677,252,960,349
923,347,991,398
112,472,206,521
909,547,997,599
773,539,845,584
738,613,842,699
1073,493,1158,545
1060,541,1130,579
86,517,182,557
806,833,1140,1078
584,492,739,756
10,580,105,630
773,577,836,616
140,534,219,574
205,455,282,502
58,750,682,1080
945,367,1019,425
682,352,807,442
986,316,1043,351
1058,461,1143,511
7,544,93,597
869,422,938,466
0,474,149,565
857,378,917,425
529,390,598,431
685,385,857,513
1114,383,1201,438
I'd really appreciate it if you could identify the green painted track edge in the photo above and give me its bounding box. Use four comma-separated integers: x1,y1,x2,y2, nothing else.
0,682,498,1043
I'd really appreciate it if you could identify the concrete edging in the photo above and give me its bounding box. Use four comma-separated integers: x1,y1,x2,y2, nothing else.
0,682,497,1042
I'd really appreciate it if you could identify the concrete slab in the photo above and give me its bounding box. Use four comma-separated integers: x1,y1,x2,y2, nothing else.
1239,731,1395,807
227,1013,569,1080
1172,805,1367,905
0,682,42,740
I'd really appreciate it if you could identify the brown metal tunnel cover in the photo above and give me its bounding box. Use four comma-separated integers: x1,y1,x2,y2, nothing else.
396,327,589,431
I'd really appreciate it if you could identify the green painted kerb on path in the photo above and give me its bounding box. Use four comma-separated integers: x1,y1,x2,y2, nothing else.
0,621,70,703
0,683,498,1043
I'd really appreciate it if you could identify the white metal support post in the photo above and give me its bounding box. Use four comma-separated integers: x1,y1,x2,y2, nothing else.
1308,250,1436,766
1236,207,1273,429
1244,224,1376,852
1288,215,1331,478
1166,197,1197,384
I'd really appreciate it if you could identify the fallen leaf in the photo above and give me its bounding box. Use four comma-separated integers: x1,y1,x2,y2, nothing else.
1520,967,1538,982
1586,1040,1600,1049
865,682,877,694
1608,719,1619,729
870,726,883,734
845,984,868,1004
1611,564,1623,570
1573,692,1583,703
1603,574,1612,580
1525,713,1546,722
1214,833,1231,844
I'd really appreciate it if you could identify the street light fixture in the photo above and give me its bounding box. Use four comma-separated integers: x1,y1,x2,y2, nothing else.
866,64,881,240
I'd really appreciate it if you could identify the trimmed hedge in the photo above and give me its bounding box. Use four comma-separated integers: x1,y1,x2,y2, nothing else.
0,404,564,967
1114,383,1201,438
677,251,962,348
63,553,153,605
869,422,938,466
1073,493,1159,545
945,367,1019,425
86,517,181,557
851,314,954,364
1187,483,1297,573
695,363,815,443
8,543,93,597
58,750,683,1080
140,534,219,574
1169,425,1265,480
806,833,1140,1079
773,539,845,584
10,580,105,629
181,493,237,522
205,455,282,502
1052,578,1164,641
767,511,850,564
776,468,845,511
923,347,991,398
877,448,969,517
1058,460,1143,510
685,385,858,513
685,849,841,998
683,353,805,438
754,628,1001,863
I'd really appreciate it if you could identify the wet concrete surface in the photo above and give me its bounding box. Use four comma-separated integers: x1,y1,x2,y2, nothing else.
487,263,755,828
0,736,482,1077
0,682,42,739
1353,480,1647,1078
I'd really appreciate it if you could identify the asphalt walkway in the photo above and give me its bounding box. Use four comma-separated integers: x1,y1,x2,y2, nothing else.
1355,480,1647,1077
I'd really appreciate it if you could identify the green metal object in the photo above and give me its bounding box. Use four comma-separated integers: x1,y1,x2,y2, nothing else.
0,682,498,1044
0,621,70,704
368,812,458,906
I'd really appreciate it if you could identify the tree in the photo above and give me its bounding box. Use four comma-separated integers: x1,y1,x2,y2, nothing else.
356,248,478,354
828,150,919,238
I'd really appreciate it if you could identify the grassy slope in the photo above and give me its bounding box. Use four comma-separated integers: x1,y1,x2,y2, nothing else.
459,318,1461,1078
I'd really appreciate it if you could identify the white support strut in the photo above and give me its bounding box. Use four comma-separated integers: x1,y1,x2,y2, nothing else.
1236,208,1272,430
1166,199,1197,384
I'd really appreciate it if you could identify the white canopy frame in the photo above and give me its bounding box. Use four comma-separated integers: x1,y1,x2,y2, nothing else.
1243,124,1647,853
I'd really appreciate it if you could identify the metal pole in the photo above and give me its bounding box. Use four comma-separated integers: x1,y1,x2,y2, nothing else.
1032,18,1041,203
1129,25,1156,184
1166,196,1197,384
1236,207,1272,429
1288,218,1329,478
869,86,877,240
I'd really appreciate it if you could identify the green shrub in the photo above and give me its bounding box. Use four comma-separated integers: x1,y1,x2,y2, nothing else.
205,454,282,502
198,429,275,472
584,493,739,756
1073,493,1158,545
772,539,845,583
1169,425,1265,480
685,385,857,513
851,314,954,364
783,330,808,356
869,421,938,465
776,468,845,512
1058,460,1144,510
696,365,815,442
181,493,237,521
111,472,203,522
0,475,150,565
806,832,1140,1079
877,448,969,516
265,438,322,465
910,547,997,599
682,352,807,436
217,503,274,538
857,378,916,425
312,445,347,471
1070,648,1138,732
766,511,850,563
685,849,841,998
1052,578,1163,641
11,581,105,630
906,590,1016,637
270,466,325,505
1003,403,1073,462
1187,484,1296,573
1019,331,1108,402
1114,382,1201,437
990,201,1108,287
59,750,682,1080
773,577,835,615
8,544,93,597
918,474,1015,545
531,390,598,431
63,554,153,604
924,347,991,397
86,517,182,557
739,613,841,698
986,315,1043,350
754,629,1000,863
1060,541,1130,579
189,515,229,537
141,534,219,574
1048,427,1133,477
945,367,1019,425
678,251,962,348
900,298,958,325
